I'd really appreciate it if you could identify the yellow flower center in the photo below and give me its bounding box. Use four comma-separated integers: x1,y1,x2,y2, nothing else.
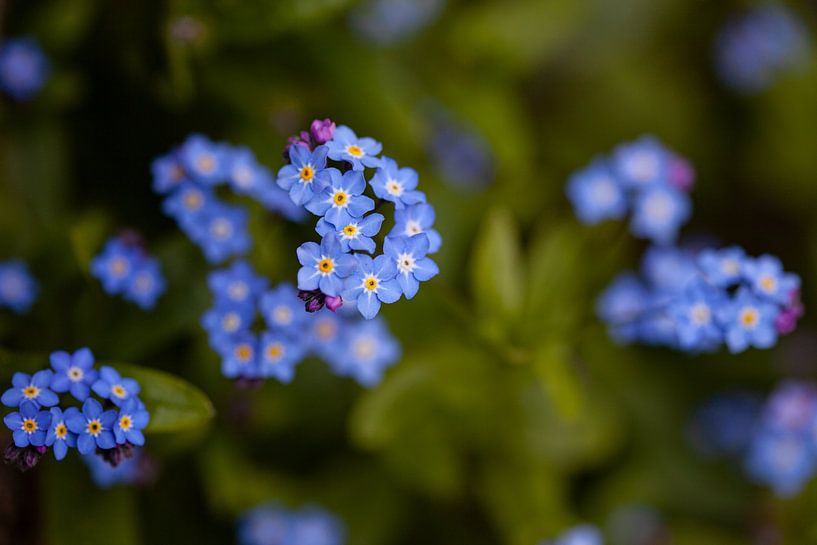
760,276,777,293
119,415,133,432
318,258,334,274
316,319,337,339
22,418,38,433
68,367,84,381
210,218,233,240
110,257,129,277
342,224,358,237
333,191,348,206
364,276,378,292
346,145,364,158
222,312,241,332
740,308,759,328
55,423,68,439
273,305,292,325
112,384,127,398
299,165,315,183
183,190,203,210
235,344,253,362
23,386,39,399
228,282,248,301
197,154,216,173
266,343,284,361
87,419,102,436
353,337,376,360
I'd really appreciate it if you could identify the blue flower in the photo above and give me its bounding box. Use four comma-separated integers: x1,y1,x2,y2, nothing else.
690,392,762,457
296,233,357,297
4,401,51,448
369,156,426,209
217,333,259,379
162,182,214,223
596,274,649,344
326,125,382,170
49,347,98,401
258,331,307,383
45,407,78,460
718,288,779,353
745,431,815,498
114,397,150,446
305,170,375,227
1,370,58,408
668,281,726,351
389,203,441,253
342,254,401,319
151,150,188,194
640,245,698,294
0,260,38,314
306,312,344,363
630,185,691,245
428,113,494,191
83,449,143,488
202,303,254,349
238,504,292,545
188,203,252,263
208,260,268,308
92,366,140,407
761,381,817,433
637,305,679,348
336,319,400,387
260,283,307,335
256,181,308,222
229,147,274,196
350,0,446,46
66,398,118,454
546,525,604,545
698,246,746,288
0,38,49,101
276,145,330,206
743,254,800,305
124,257,166,310
566,159,628,224
90,239,140,294
611,136,669,188
316,213,384,254
383,234,439,300
287,506,346,545
179,134,230,184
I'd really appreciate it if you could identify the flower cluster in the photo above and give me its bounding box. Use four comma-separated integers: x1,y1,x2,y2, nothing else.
693,382,817,498
566,135,694,245
597,245,802,353
90,235,167,310
0,37,49,101
1,348,149,471
203,260,401,387
538,525,604,545
280,119,440,319
715,5,810,93
238,503,345,545
0,260,38,314
152,134,302,264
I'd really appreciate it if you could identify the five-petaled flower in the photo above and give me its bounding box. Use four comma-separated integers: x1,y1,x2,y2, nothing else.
370,156,426,209
383,234,439,300
306,169,375,228
277,145,330,206
342,254,402,319
66,398,118,454
4,401,51,448
325,125,382,171
2,370,59,408
92,366,141,407
49,348,98,402
316,213,384,254
296,233,357,297
114,398,150,446
46,407,77,460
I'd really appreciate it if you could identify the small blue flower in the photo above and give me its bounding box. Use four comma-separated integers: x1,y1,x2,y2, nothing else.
49,347,98,402
229,147,275,196
745,431,815,498
238,504,292,545
305,170,375,227
306,312,344,363
114,397,150,446
66,398,118,454
255,180,309,221
638,305,679,348
316,213,384,254
1,370,58,408
668,281,726,351
336,318,400,387
188,203,252,263
718,288,779,353
611,136,669,188
90,239,140,294
258,331,307,383
640,246,698,294
743,254,800,305
179,134,230,184
698,246,746,288
342,254,402,319
383,234,439,299
3,401,51,448
296,233,357,297
202,303,255,349
690,391,762,457
83,449,143,488
0,260,38,314
287,506,346,545
208,260,268,308
151,150,188,194
630,185,691,245
217,333,259,379
389,203,441,253
0,38,49,101
369,156,426,209
596,274,649,344
92,366,140,407
350,0,446,46
260,283,307,335
540,525,604,545
45,407,78,460
124,257,166,310
566,159,628,224
276,145,330,206
162,182,214,223
326,125,382,170
761,381,817,433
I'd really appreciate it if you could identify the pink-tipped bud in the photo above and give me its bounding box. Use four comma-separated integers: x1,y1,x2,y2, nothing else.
310,118,336,145
668,156,695,192
325,295,343,312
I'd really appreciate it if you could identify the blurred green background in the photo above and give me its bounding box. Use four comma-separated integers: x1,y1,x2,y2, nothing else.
2,0,817,544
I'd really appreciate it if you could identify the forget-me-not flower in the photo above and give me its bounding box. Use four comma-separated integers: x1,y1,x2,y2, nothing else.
2,371,58,408
342,254,401,319
326,125,382,170
296,233,357,297
49,347,97,401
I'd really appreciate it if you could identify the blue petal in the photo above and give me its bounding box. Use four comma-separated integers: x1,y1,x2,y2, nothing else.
70,381,90,401
37,390,59,407
11,373,30,388
31,370,53,388
100,410,117,428
53,440,68,460
4,412,22,430
398,273,420,300
413,258,439,281
49,351,71,371
12,430,29,447
29,430,46,447
74,347,95,369
296,242,321,266
50,374,70,393
65,411,86,433
357,292,381,320
126,430,145,446
1,388,22,407
96,431,116,450
77,433,95,454
83,398,103,419
377,278,403,304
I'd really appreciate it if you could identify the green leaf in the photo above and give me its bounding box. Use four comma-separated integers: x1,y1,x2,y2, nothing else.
105,363,215,434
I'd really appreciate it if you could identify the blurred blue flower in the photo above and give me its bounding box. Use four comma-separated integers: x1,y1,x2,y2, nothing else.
229,147,275,196
668,281,726,351
640,245,698,294
350,0,445,46
539,524,604,545
188,203,252,263
630,185,691,245
296,234,357,297
162,182,214,223
287,507,345,545
0,260,38,314
49,347,98,402
745,431,815,497
335,318,400,386
151,150,188,194
427,112,494,191
179,134,230,184
277,145,330,206
689,391,762,457
2,371,58,409
3,401,50,448
596,274,649,344
256,181,308,221
384,234,439,300
83,449,144,488
92,366,141,407
260,283,308,335
761,381,817,434
389,203,441,254
369,156,426,209
566,159,628,225
202,303,254,350
238,504,292,545
45,407,77,461
218,333,259,379
612,136,670,189
258,331,307,384
743,254,800,305
326,126,382,170
316,213,384,254
0,38,49,101
124,257,166,310
718,288,779,353
306,313,344,364
342,254,401,319
306,170,375,228
698,246,746,288
114,397,149,446
66,398,117,454
90,239,140,294
208,260,268,309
